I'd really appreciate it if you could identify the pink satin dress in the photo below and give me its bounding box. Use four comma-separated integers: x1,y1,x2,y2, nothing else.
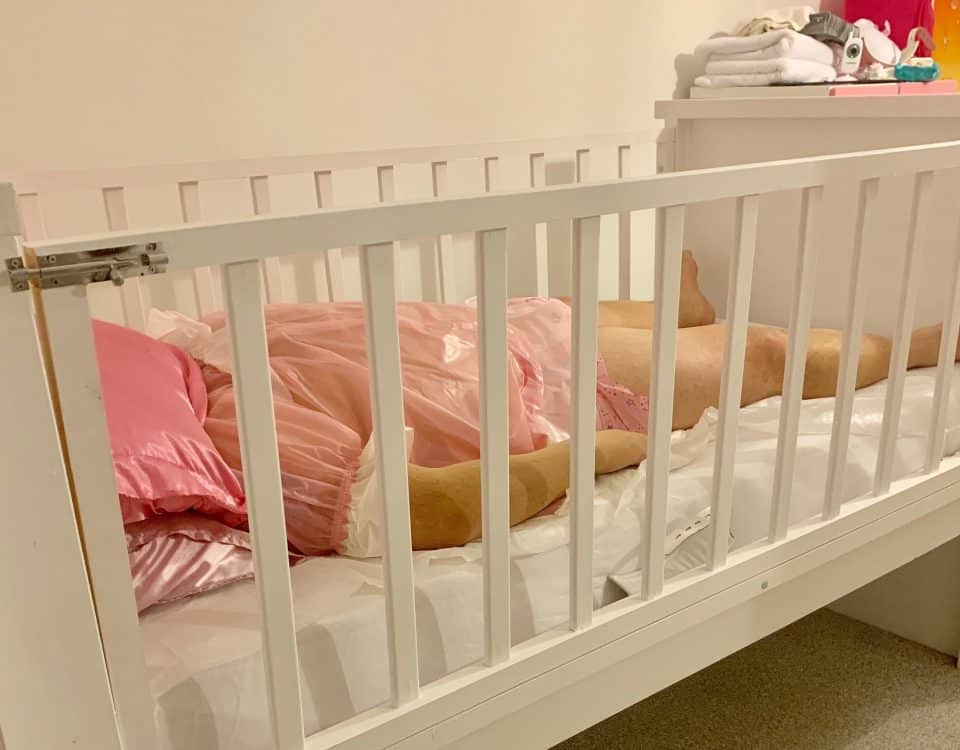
201,299,649,554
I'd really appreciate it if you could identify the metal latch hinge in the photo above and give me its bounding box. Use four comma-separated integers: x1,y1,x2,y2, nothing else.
5,242,167,293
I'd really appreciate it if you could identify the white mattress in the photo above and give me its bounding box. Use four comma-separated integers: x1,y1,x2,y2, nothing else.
144,365,960,750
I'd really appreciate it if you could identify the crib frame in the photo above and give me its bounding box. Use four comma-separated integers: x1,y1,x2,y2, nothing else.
4,137,960,750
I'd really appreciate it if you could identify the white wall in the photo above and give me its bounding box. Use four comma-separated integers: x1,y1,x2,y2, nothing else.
2,0,780,173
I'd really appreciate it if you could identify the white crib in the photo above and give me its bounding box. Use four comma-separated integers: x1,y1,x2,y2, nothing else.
4,132,960,750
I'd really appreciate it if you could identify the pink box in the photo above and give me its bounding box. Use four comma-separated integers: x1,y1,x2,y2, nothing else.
830,83,900,97
898,80,958,95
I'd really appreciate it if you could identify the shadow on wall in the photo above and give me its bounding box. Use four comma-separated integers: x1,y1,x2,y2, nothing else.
673,54,699,99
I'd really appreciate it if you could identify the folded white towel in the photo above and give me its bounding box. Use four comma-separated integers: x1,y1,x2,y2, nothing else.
695,58,837,87
696,29,835,68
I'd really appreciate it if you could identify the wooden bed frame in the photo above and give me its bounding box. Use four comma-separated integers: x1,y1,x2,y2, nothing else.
3,133,960,750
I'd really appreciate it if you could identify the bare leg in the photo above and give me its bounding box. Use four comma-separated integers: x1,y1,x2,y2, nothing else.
558,251,716,329
408,312,959,549
600,323,960,431
408,429,646,549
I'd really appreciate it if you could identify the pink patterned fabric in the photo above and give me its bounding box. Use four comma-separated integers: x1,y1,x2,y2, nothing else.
92,320,246,525
200,299,649,555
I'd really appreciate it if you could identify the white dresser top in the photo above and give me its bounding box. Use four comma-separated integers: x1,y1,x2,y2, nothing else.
656,94,960,122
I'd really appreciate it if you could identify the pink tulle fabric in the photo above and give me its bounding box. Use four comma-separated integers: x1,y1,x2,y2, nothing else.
200,299,649,556
93,320,246,525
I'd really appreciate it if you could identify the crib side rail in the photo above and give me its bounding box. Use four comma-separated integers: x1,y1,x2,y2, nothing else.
9,133,648,328
0,185,125,749
14,139,960,750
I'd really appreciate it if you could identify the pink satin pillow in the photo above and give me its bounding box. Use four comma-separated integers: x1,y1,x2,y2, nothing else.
92,320,245,525
126,514,257,611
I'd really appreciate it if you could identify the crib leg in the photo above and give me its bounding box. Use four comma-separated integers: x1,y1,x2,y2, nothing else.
830,534,960,658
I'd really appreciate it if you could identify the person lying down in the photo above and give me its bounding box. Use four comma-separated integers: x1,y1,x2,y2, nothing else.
182,251,960,555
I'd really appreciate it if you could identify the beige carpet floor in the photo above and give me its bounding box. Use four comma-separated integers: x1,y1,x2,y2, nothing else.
553,609,960,750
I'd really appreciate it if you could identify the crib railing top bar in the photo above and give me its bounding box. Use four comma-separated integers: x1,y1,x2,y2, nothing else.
5,130,656,194
23,139,960,266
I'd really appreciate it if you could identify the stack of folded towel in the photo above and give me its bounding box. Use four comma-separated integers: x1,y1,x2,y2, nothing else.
695,29,837,87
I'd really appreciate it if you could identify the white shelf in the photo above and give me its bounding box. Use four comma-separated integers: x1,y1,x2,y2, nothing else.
656,94,960,121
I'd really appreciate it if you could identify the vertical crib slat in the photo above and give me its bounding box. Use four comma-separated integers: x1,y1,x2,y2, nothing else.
250,176,286,304
360,242,420,705
709,194,759,570
530,153,549,297
618,146,632,300
41,288,158,750
769,186,823,542
875,171,935,495
222,261,304,750
484,156,499,193
431,161,458,303
418,162,445,302
377,165,396,203
475,228,511,665
313,170,344,302
102,186,148,330
823,179,879,520
179,181,219,315
926,217,960,472
575,149,590,184
16,192,47,242
642,205,686,600
570,216,601,627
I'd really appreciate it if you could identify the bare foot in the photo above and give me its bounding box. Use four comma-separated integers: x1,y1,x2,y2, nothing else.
556,249,716,329
679,250,716,328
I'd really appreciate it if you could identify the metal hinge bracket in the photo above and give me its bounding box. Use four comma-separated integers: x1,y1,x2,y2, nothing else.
5,242,167,293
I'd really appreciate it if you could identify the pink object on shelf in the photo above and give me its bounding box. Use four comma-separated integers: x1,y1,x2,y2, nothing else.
830,83,900,96
843,1,934,56
898,80,959,95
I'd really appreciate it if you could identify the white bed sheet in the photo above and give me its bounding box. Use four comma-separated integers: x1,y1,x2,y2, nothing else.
144,365,960,750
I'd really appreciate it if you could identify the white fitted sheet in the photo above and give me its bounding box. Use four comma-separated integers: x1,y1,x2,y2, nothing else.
143,365,960,750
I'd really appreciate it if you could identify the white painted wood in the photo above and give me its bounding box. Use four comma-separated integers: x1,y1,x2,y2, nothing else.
250,175,286,304
17,192,47,241
389,487,960,750
8,131,661,195
42,285,157,750
617,145,632,300
178,180,219,315
875,171,934,495
642,205,685,600
310,457,960,750
377,166,396,203
102,186,149,330
570,216,601,628
575,149,590,183
412,161,454,303
314,170,345,302
475,228,511,665
926,215,960,473
656,95,960,123
22,134,960,750
359,242,420,705
768,186,823,542
221,261,305,750
430,161,455,303
530,153,548,297
823,179,879,520
483,157,499,193
709,194,759,569
36,142,960,275
0,185,122,750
